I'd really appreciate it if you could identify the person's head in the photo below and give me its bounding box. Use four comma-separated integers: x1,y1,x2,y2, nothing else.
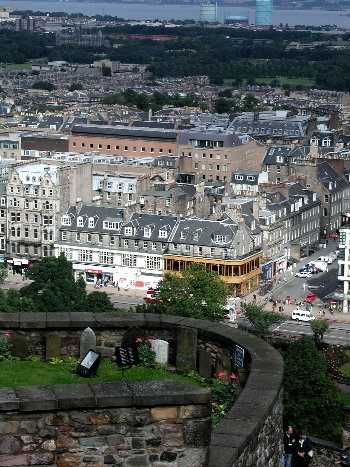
287,426,293,434
301,431,308,438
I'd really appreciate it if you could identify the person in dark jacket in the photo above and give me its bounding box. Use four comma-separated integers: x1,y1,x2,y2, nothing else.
283,425,297,467
295,431,313,466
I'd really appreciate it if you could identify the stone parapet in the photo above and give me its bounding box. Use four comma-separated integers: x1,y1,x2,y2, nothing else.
0,312,284,467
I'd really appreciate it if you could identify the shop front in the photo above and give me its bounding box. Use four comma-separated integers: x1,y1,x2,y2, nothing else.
274,256,286,275
7,258,29,275
261,261,273,283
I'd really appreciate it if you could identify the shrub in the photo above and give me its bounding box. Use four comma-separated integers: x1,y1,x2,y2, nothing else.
136,338,156,367
211,372,238,426
322,345,349,376
0,333,12,361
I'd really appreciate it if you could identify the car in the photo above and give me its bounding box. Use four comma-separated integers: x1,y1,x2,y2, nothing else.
304,293,316,302
295,272,312,278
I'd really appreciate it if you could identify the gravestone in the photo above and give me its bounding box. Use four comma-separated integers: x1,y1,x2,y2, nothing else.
215,355,232,381
11,335,29,359
46,332,61,360
176,327,197,371
198,350,211,379
151,339,169,365
80,327,96,360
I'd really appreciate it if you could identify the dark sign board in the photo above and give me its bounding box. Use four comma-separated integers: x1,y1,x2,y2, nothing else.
112,344,140,368
235,345,244,368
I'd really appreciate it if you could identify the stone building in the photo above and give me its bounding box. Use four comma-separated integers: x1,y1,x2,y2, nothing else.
69,125,178,159
178,129,265,182
6,162,93,270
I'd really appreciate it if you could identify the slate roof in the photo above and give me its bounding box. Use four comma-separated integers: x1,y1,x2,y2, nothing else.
317,161,350,193
178,130,243,147
121,213,177,241
71,125,178,141
169,217,238,247
61,204,124,233
262,146,292,165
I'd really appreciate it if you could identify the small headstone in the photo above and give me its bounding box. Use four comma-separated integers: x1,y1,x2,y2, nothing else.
198,350,211,379
10,335,28,358
215,355,232,381
176,327,197,371
80,327,96,360
46,332,61,360
151,339,169,364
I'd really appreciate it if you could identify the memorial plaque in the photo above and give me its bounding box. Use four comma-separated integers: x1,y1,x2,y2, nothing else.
112,345,140,368
151,339,169,364
176,327,197,371
80,327,96,360
235,345,245,368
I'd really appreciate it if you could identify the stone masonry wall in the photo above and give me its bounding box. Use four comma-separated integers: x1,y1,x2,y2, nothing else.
0,380,211,467
0,312,284,467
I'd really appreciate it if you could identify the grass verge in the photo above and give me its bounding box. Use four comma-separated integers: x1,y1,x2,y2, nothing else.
0,359,203,388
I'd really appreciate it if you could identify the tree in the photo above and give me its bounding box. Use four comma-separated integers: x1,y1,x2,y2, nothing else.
218,88,233,98
68,82,83,92
32,81,55,91
20,255,113,313
243,303,286,339
102,66,111,77
153,263,229,322
283,337,342,441
309,319,330,342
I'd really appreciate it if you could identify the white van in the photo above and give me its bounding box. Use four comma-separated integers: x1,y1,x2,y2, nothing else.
291,310,315,322
308,260,328,272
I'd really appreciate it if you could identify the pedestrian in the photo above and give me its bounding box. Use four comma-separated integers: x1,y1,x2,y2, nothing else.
284,277,287,283
253,294,256,301
294,431,313,466
283,425,297,467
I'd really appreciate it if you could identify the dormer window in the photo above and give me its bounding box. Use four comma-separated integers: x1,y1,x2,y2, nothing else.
193,229,202,241
235,175,243,180
77,216,84,227
144,226,152,238
180,231,187,239
213,234,228,243
104,220,120,230
276,156,283,163
61,215,72,226
88,217,96,228
247,176,255,181
159,229,168,238
124,226,133,235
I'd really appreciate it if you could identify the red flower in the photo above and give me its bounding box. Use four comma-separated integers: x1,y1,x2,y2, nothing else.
218,372,225,377
213,373,216,377
230,374,237,379
4,333,10,338
148,339,153,343
212,402,217,407
136,338,142,343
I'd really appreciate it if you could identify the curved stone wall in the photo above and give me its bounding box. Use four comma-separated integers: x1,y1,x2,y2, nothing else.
0,312,284,467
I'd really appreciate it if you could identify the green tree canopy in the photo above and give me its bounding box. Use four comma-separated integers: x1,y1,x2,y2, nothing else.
283,337,342,441
68,82,84,92
32,80,55,91
20,254,113,313
243,303,286,339
152,263,229,322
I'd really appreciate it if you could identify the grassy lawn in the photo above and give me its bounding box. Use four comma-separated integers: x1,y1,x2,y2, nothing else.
5,63,31,70
0,359,203,388
340,393,350,405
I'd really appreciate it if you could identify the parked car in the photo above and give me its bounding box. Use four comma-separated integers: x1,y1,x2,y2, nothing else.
295,272,312,278
304,293,317,302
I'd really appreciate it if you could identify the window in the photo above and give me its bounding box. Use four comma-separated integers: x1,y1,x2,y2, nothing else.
124,146,128,151
152,242,157,250
144,226,152,237
145,256,161,269
124,227,132,235
235,175,243,180
324,195,329,203
43,216,53,225
81,143,85,148
106,144,111,150
198,246,203,256
98,144,102,149
134,240,139,248
115,145,119,150
61,231,67,241
143,241,148,249
276,166,281,174
33,229,38,239
88,217,95,228
11,213,20,222
98,235,103,244
210,247,215,257
57,247,72,260
61,216,71,226
110,236,115,245
161,242,167,250
78,249,93,262
90,143,94,149
340,232,346,245
122,254,137,267
276,156,284,163
87,233,92,243
77,216,84,227
24,199,29,209
34,200,38,209
76,233,80,242
247,176,255,181
103,221,119,230
99,252,113,264
323,208,328,217
0,224,4,234
173,243,178,250
42,189,46,196
159,229,168,238
124,239,129,247
214,235,227,243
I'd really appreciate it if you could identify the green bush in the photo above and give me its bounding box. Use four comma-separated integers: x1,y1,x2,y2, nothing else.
210,372,238,427
0,333,12,361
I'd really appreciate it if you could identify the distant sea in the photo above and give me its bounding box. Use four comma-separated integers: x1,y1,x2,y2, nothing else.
1,0,350,27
